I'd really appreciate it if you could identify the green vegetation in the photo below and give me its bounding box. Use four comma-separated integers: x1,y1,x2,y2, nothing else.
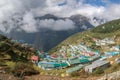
92,19,120,33
93,68,104,75
0,34,39,78
70,71,80,77
69,69,89,78
11,62,39,77
0,35,36,61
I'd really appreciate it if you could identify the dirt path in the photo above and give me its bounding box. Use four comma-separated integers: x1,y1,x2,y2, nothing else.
0,73,17,80
24,75,99,80
0,73,100,80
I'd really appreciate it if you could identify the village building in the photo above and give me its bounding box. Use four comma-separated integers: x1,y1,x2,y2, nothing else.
100,51,120,60
95,38,115,46
68,58,89,66
84,60,110,73
110,46,120,51
38,61,69,70
31,56,39,64
66,64,84,73
88,54,101,61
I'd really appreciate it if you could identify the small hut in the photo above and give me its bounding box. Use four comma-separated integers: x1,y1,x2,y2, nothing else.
31,56,39,64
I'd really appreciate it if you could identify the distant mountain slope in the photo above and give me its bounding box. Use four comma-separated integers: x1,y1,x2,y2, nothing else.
4,14,95,51
49,19,120,53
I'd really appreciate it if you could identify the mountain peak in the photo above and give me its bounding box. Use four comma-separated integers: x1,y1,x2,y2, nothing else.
70,14,88,20
35,14,60,20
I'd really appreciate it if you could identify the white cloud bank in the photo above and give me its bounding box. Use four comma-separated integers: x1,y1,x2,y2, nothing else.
21,12,38,33
38,19,75,31
0,0,120,33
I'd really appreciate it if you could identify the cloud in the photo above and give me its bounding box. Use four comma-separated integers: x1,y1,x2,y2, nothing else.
0,0,44,33
0,0,46,23
34,0,120,20
102,4,120,20
38,19,75,31
19,13,75,32
0,0,23,23
0,0,120,33
20,12,38,33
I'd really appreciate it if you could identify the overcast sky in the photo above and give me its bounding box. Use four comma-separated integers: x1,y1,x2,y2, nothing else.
0,0,120,33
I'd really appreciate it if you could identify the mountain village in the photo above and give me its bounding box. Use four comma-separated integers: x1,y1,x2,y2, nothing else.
30,37,120,75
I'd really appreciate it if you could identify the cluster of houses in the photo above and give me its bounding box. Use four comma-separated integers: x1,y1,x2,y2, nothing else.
58,43,98,58
31,38,120,74
93,38,115,46
100,51,120,61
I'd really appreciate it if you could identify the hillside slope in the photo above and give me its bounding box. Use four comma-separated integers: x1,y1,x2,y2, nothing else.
0,35,36,61
49,19,120,53
0,34,39,78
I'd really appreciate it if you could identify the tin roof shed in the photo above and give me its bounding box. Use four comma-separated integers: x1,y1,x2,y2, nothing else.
66,64,84,73
85,60,110,73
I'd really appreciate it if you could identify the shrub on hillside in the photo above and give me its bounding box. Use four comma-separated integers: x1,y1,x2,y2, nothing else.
0,43,10,52
70,71,80,77
12,62,39,77
93,68,104,75
69,69,89,77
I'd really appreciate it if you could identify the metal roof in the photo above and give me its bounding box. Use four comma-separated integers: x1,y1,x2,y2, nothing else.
66,64,84,73
85,60,110,69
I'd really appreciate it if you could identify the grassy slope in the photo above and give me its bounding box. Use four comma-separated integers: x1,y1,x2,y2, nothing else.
49,19,120,54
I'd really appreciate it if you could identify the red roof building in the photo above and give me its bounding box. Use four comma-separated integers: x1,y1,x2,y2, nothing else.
31,56,39,61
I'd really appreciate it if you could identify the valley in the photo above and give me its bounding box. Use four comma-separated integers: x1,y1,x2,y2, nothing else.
1,19,120,80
